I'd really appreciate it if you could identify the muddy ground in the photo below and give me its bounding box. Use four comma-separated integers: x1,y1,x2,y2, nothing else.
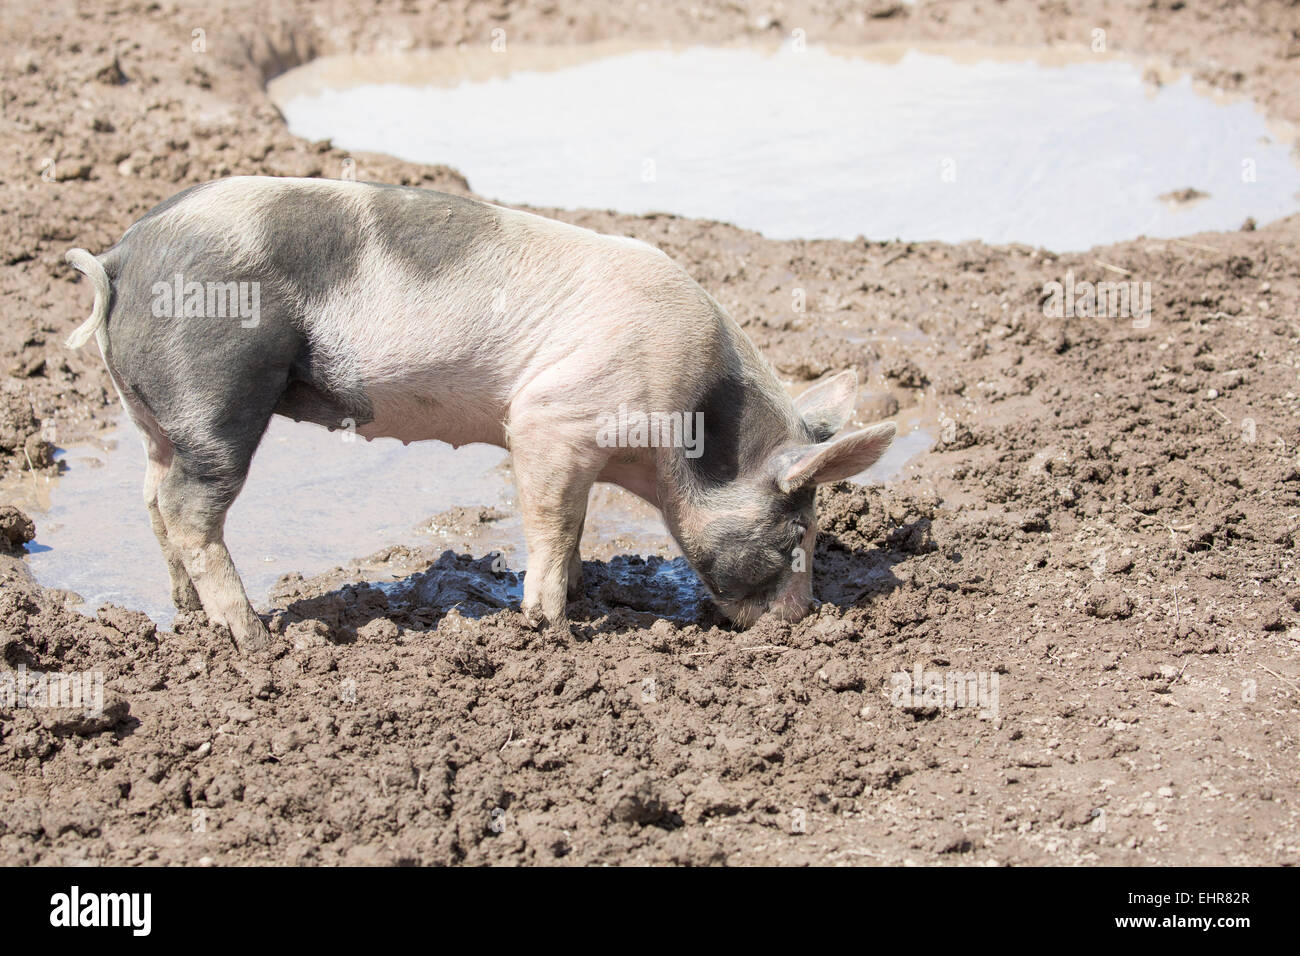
1,0,1299,865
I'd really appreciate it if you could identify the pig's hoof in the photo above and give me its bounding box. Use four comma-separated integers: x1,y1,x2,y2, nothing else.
172,585,204,615
521,603,571,640
233,619,273,654
176,604,208,624
521,602,546,630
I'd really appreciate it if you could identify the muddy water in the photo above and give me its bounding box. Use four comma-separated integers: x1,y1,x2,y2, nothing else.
10,394,932,626
270,42,1300,251
4,419,511,625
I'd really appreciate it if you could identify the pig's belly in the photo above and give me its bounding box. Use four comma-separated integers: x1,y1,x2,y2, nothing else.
353,378,510,449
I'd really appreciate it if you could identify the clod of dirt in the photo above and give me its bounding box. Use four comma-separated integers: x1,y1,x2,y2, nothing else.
819,658,863,692
685,777,745,820
94,56,128,85
0,395,42,457
933,826,975,854
606,773,683,827
95,606,157,643
1159,187,1210,204
882,356,929,388
21,434,54,470
39,696,130,737
356,618,400,642
859,392,901,421
0,506,35,553
1084,583,1134,620
449,640,496,678
810,616,855,644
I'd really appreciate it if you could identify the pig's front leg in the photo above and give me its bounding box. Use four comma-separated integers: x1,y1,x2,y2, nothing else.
567,516,585,598
509,423,600,635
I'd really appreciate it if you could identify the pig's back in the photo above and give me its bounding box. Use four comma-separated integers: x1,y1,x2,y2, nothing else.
274,179,713,408
107,177,717,446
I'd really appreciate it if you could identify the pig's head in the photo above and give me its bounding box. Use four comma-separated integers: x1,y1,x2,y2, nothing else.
665,369,895,628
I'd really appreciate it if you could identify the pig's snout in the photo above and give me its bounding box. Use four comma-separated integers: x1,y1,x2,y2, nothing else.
715,595,812,629
714,579,815,629
687,509,820,629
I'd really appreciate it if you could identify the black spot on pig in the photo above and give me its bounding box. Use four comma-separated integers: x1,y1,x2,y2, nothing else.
366,183,498,276
260,189,364,303
689,368,812,487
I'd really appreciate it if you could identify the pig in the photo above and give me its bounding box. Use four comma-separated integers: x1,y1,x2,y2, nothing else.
65,177,895,651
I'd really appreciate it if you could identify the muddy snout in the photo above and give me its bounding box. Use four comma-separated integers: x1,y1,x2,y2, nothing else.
715,578,816,628
715,595,813,629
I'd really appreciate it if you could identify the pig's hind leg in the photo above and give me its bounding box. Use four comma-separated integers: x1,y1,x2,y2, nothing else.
140,363,289,653
155,431,273,652
110,353,204,615
142,434,203,615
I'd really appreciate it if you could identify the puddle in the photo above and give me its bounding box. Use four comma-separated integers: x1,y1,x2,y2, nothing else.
867,424,935,481
6,388,933,626
270,42,1300,251
4,418,511,626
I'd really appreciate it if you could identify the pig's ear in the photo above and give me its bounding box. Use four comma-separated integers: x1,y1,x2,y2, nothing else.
794,369,858,442
777,422,896,494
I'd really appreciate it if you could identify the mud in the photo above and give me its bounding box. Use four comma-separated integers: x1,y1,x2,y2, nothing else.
1,0,1299,865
